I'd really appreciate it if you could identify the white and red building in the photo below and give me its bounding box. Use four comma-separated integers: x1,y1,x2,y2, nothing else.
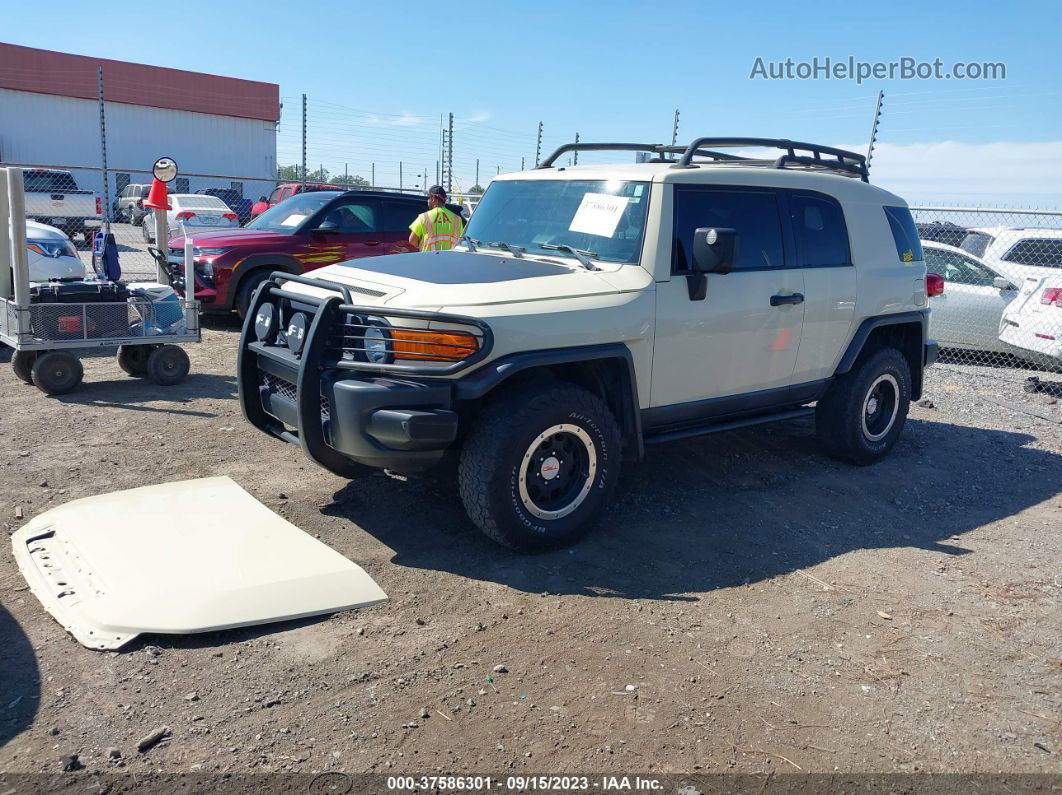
0,42,280,206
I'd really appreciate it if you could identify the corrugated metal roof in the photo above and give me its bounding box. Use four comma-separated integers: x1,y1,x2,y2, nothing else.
0,42,280,122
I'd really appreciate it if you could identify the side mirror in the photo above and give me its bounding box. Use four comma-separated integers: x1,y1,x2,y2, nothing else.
692,227,737,274
993,276,1015,290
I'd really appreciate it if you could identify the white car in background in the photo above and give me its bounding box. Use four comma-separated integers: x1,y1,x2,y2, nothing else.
141,194,239,243
958,226,1062,284
923,241,1022,355
998,276,1062,367
26,220,86,282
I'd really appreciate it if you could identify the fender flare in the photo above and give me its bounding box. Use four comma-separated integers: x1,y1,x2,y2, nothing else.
835,310,928,375
454,343,644,459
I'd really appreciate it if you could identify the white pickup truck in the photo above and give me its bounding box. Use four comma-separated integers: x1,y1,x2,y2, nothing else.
22,169,102,246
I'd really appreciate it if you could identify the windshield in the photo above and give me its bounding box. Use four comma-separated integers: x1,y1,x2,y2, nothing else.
248,192,339,233
465,179,650,264
959,231,995,258
174,195,228,211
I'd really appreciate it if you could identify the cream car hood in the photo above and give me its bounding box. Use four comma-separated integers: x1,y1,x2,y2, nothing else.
302,250,627,308
11,477,387,650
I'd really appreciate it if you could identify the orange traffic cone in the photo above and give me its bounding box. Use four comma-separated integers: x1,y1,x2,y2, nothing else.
143,178,169,210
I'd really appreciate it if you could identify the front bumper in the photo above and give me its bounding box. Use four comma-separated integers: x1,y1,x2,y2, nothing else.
237,273,490,476
252,346,458,472
165,255,219,304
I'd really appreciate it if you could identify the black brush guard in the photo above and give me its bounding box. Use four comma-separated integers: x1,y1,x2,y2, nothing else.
237,272,493,476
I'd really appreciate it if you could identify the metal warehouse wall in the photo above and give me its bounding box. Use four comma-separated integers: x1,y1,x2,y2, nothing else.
0,88,277,199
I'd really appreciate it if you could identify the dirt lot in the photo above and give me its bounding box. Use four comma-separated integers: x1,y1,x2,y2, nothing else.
1,326,1060,780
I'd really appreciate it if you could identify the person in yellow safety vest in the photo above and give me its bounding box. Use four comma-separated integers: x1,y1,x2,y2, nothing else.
408,185,465,252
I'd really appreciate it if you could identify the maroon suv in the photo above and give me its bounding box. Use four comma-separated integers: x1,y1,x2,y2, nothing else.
166,190,461,316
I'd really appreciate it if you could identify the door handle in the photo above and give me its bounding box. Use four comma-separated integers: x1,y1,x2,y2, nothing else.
364,240,381,246
770,292,804,306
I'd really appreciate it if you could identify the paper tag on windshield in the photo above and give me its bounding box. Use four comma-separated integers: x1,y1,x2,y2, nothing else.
568,193,629,238
280,213,307,227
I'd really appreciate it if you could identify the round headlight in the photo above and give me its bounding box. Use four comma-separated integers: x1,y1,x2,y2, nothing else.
363,320,392,364
254,302,275,342
285,312,308,354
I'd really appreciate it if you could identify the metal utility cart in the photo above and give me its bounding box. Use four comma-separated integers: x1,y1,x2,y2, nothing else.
0,166,200,395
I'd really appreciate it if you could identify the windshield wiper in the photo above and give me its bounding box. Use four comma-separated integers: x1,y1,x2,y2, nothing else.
540,243,599,270
460,236,480,252
486,241,525,258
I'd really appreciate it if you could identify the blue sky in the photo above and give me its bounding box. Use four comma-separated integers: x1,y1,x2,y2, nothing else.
4,0,1061,202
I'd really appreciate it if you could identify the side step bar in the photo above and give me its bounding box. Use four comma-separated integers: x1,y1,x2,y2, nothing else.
644,407,814,446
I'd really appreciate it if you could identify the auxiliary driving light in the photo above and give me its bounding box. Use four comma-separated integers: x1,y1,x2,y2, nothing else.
254,303,276,342
286,312,308,354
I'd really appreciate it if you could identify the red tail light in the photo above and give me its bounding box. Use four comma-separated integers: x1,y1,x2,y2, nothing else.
174,211,196,221
1040,287,1062,307
222,212,238,221
926,272,945,297
95,196,102,214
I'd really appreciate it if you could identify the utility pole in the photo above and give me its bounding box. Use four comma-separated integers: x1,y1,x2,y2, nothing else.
671,108,680,147
371,162,375,187
475,158,479,188
436,160,440,186
446,112,454,193
535,121,543,167
344,163,348,184
496,165,500,175
97,67,109,227
521,156,525,171
301,94,307,183
866,90,885,172
399,162,403,191
573,132,579,166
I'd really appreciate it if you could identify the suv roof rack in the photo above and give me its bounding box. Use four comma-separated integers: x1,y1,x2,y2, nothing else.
537,137,869,182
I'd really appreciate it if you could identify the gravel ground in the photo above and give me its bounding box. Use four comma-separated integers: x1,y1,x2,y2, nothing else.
0,330,1059,780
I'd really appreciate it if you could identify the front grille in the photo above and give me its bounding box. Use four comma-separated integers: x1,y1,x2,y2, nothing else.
260,372,330,418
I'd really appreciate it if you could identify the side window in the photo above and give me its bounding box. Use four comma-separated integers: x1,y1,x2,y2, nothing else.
1002,239,1062,268
924,248,995,286
381,200,422,233
175,177,189,194
883,205,924,264
317,200,377,233
672,188,785,272
792,194,851,267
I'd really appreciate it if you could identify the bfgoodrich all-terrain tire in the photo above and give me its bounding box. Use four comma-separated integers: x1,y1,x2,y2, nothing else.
816,347,912,465
458,383,622,552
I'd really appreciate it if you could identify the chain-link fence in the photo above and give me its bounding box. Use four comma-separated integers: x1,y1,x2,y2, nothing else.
911,206,1062,378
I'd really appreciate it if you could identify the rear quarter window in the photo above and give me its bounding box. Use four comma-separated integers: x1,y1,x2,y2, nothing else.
883,206,924,263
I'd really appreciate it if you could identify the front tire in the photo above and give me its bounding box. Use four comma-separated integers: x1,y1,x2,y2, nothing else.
458,383,622,552
146,344,190,386
235,270,271,319
816,347,911,465
31,351,83,395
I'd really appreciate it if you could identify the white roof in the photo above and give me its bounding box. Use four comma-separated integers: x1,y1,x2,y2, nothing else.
969,226,1062,239
494,161,906,204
